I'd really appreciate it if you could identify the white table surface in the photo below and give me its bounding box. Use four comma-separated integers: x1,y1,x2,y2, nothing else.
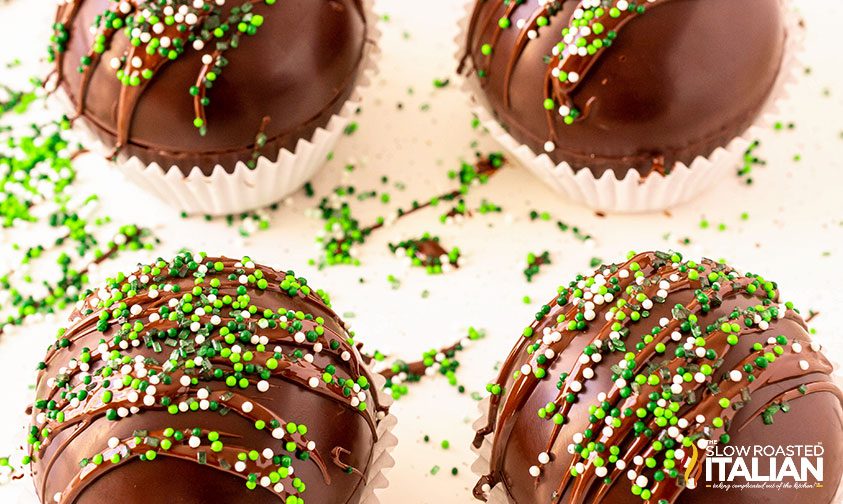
0,0,841,502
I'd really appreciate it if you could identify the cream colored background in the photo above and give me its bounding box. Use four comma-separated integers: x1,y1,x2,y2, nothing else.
0,0,841,502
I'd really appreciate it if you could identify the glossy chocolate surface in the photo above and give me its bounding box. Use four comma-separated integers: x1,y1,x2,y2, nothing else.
55,0,368,173
463,0,786,176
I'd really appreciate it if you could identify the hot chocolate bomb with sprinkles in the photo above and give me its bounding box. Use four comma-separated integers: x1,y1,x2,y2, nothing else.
27,252,389,503
461,0,786,177
49,0,368,172
474,251,843,503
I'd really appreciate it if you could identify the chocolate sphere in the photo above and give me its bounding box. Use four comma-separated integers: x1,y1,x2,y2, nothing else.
462,0,787,177
474,251,842,503
28,252,389,504
52,0,369,173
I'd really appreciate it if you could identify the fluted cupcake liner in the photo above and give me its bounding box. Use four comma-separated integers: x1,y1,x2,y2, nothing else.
61,0,381,217
470,395,510,503
456,0,804,213
361,372,399,504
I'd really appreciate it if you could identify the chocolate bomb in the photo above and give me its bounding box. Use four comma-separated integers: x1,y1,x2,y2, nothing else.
28,252,388,503
461,0,787,177
474,251,843,503
51,0,368,173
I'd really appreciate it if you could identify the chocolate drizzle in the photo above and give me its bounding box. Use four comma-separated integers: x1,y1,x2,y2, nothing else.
473,251,843,503
28,252,387,503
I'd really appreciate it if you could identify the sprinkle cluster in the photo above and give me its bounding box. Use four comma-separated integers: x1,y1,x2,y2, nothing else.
0,79,157,339
389,234,461,275
312,153,503,268
380,327,485,400
471,0,662,151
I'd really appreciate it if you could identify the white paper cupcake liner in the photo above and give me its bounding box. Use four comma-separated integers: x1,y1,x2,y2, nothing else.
456,0,804,213
470,395,511,504
361,372,398,504
60,0,381,217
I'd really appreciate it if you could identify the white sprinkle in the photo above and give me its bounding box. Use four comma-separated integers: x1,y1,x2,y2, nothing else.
799,360,809,371
242,401,254,413
308,377,320,388
529,465,541,477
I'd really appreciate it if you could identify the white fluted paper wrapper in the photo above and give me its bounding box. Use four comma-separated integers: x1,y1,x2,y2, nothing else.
12,373,396,504
62,0,380,217
470,395,511,504
361,372,399,504
456,1,803,213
